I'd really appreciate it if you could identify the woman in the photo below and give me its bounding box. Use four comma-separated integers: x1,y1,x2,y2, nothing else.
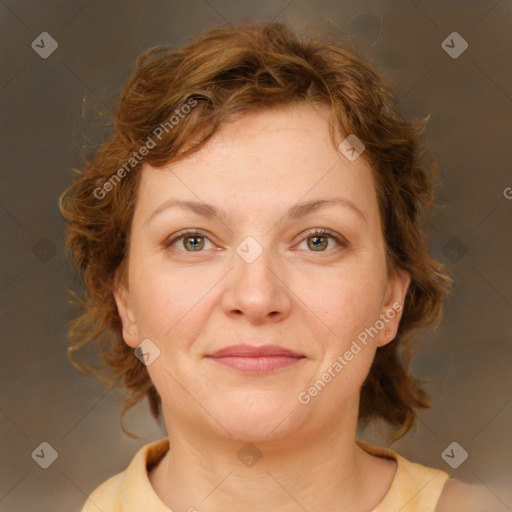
60,21,494,512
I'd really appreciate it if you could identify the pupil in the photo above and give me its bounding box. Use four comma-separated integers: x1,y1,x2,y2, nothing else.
186,236,203,251
310,235,327,251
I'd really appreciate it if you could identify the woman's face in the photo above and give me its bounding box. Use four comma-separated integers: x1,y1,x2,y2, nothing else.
115,103,410,442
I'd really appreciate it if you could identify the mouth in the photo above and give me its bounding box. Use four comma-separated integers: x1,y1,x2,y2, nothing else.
206,344,306,374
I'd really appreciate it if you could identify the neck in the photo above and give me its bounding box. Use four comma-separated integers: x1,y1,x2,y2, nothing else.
150,401,396,512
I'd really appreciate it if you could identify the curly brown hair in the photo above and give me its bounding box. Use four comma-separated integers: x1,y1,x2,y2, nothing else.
59,21,453,440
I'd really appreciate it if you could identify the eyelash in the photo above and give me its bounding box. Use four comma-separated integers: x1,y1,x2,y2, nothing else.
163,228,346,254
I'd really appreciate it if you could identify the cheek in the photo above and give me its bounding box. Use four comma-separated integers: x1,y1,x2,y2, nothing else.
293,261,386,342
130,262,216,339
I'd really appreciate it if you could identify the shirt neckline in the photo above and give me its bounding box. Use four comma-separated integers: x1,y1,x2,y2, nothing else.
121,437,447,512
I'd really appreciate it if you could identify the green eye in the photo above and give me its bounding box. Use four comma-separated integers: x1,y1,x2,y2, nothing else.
299,229,345,252
164,228,346,254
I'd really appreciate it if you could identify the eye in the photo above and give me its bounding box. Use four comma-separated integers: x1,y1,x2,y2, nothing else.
164,228,346,254
297,228,346,252
164,230,214,252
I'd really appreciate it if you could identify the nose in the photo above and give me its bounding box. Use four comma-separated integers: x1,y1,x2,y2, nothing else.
221,240,292,324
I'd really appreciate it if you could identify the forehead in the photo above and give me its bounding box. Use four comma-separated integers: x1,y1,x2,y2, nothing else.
134,104,380,229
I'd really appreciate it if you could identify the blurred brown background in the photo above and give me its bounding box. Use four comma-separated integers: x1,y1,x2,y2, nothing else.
0,1,511,510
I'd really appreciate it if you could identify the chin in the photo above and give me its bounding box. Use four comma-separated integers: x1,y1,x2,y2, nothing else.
207,394,307,442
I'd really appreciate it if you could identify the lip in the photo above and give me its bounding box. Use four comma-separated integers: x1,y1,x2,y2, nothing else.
206,344,305,373
207,344,304,358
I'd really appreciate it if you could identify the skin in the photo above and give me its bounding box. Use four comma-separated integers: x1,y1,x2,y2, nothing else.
435,479,508,511
114,102,442,511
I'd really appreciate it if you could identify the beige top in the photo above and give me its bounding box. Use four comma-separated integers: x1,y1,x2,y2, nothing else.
82,438,451,512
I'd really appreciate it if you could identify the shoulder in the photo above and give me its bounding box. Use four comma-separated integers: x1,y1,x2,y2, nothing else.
435,478,503,512
81,472,124,511
357,440,450,510
80,438,170,512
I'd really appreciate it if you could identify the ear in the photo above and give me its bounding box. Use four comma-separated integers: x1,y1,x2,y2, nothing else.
377,269,411,347
113,272,140,349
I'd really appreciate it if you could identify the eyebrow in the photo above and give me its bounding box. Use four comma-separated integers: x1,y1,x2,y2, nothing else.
147,196,367,226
